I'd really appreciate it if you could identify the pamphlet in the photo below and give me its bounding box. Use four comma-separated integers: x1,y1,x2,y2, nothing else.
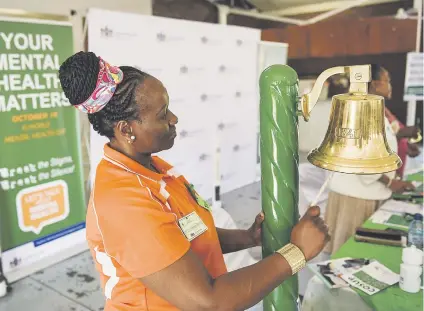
307,257,371,289
308,258,399,295
341,261,399,295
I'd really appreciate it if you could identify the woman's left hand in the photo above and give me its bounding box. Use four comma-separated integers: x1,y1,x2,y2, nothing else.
247,212,265,247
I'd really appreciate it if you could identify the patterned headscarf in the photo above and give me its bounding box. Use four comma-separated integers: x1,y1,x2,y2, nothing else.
75,57,123,114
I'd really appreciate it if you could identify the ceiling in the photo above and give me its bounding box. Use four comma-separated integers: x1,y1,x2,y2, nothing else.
251,0,343,11
246,0,402,16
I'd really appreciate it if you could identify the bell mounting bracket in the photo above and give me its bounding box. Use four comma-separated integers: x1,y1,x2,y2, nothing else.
300,65,371,121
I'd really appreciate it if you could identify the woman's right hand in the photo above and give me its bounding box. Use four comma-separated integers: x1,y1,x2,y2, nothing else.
398,126,420,139
389,180,415,193
290,206,330,261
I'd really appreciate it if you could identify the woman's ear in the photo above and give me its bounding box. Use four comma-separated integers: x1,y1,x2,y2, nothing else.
116,120,133,140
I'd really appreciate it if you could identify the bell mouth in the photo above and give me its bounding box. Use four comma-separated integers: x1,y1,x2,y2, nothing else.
307,148,402,174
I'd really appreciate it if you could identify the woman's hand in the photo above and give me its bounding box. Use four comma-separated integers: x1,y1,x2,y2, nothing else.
216,213,264,253
407,143,421,158
389,180,415,193
290,206,330,261
397,126,420,139
247,212,264,247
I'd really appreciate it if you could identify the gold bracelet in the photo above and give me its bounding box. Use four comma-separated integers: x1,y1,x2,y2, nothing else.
276,243,306,275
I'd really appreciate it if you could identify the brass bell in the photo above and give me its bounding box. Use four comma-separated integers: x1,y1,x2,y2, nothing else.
301,65,402,174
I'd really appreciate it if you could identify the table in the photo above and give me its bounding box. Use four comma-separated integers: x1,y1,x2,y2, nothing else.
302,198,423,311
332,219,423,311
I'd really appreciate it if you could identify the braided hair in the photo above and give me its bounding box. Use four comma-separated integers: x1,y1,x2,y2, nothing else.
59,51,149,138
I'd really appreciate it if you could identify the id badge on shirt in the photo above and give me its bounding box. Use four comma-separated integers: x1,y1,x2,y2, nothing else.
178,211,208,241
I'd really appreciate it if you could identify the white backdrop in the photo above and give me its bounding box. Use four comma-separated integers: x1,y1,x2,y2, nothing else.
87,8,261,199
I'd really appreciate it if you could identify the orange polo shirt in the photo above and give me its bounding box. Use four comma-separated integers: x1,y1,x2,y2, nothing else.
86,144,227,311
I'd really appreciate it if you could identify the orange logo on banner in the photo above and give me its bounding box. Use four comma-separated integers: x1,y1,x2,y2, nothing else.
16,180,70,234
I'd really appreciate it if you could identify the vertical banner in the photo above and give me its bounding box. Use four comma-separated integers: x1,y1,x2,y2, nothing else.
404,52,423,101
0,16,86,282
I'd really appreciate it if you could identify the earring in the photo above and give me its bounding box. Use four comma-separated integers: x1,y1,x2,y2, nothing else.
128,135,136,144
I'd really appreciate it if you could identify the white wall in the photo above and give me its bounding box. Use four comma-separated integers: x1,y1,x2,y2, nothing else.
0,0,152,51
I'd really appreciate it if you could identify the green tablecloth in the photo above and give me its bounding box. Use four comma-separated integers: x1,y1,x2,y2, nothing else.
332,221,423,311
406,170,423,182
332,170,423,310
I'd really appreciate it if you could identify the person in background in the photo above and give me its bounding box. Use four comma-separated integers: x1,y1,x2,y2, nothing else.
370,64,421,178
324,64,417,255
59,51,330,311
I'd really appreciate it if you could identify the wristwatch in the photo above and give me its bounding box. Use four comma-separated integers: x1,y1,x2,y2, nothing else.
276,243,306,275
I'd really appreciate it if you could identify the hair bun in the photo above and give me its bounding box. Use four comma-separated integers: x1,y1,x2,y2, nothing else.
59,51,100,105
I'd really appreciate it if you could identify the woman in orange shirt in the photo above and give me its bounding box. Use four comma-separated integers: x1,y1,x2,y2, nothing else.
59,51,329,311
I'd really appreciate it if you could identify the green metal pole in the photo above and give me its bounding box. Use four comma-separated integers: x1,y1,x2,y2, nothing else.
259,65,300,311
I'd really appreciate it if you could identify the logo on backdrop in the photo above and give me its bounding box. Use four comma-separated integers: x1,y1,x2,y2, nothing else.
219,65,241,74
200,36,224,46
199,153,210,162
100,26,135,39
218,122,237,131
201,36,208,44
180,66,188,74
200,94,223,102
179,128,206,140
180,65,205,75
156,32,185,42
234,90,256,98
100,26,113,37
157,32,166,41
233,143,252,153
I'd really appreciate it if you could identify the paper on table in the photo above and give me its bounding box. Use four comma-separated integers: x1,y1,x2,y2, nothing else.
380,200,422,215
307,257,370,289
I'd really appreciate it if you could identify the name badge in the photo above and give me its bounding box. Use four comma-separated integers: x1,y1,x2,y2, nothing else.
178,212,208,241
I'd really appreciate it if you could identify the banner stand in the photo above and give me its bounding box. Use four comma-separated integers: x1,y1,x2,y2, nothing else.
0,12,88,285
